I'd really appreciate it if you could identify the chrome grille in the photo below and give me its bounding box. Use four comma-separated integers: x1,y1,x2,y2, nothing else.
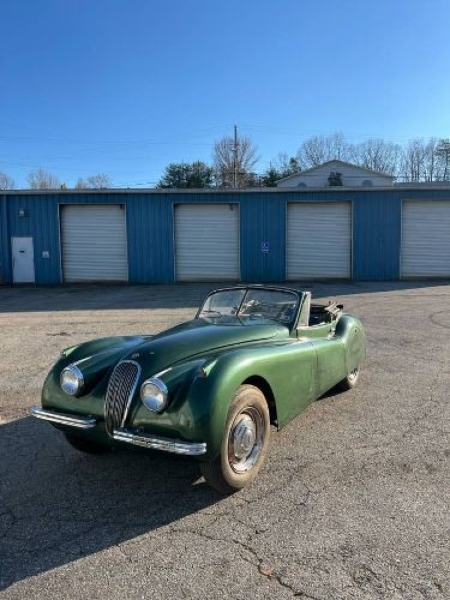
104,361,140,437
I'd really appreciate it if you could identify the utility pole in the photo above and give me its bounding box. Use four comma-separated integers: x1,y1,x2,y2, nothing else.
233,125,238,188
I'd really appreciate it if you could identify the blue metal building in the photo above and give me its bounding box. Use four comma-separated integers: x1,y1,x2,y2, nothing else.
1,186,450,285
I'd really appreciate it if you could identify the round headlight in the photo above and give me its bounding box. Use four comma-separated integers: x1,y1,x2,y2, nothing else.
140,378,168,413
60,365,84,396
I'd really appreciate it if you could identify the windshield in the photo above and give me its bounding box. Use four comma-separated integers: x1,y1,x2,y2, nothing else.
198,288,300,325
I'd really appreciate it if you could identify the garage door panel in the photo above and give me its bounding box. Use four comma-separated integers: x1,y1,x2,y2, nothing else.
287,203,351,279
402,201,450,277
175,204,239,281
61,205,128,282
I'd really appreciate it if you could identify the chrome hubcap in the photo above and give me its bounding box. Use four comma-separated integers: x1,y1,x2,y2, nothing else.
233,416,256,459
229,407,264,473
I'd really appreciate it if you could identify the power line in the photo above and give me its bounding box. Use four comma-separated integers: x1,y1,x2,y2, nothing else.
0,124,234,146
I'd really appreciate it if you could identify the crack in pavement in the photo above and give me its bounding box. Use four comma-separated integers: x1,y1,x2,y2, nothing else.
166,525,327,598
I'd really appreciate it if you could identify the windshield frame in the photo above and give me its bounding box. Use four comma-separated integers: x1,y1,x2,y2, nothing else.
196,286,302,329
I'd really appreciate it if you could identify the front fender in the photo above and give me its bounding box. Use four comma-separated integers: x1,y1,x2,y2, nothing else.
183,341,317,460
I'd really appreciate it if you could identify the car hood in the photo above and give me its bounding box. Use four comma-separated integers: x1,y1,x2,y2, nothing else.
134,317,286,369
64,318,288,377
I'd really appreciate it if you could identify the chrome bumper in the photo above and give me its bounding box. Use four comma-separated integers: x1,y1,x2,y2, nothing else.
30,406,97,429
113,427,207,456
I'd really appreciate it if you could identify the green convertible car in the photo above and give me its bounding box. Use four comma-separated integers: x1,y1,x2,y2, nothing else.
31,285,365,493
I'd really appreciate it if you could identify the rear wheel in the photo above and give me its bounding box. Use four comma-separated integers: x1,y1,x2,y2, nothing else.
337,366,360,391
64,434,110,455
200,385,270,494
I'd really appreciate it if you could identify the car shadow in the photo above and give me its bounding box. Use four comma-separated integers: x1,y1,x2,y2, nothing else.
0,417,222,591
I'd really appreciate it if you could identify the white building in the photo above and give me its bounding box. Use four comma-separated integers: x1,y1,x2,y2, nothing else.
276,159,395,188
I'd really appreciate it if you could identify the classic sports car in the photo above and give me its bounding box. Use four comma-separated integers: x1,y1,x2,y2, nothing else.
31,286,365,493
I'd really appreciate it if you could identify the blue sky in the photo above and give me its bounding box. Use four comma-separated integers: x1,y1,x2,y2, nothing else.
1,0,450,188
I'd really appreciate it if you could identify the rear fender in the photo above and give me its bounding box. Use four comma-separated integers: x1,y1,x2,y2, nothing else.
335,315,366,372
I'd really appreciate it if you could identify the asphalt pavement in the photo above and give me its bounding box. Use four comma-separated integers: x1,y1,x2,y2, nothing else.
0,281,449,599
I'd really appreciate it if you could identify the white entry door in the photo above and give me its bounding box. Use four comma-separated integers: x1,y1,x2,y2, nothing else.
12,237,35,283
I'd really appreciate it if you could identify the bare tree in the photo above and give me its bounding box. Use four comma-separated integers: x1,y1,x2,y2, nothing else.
75,174,111,189
400,138,450,182
27,169,60,189
261,153,300,186
213,134,259,187
436,139,450,180
354,139,402,176
75,178,87,189
294,133,450,181
399,138,447,182
272,152,301,177
423,138,444,181
0,172,15,190
297,135,327,168
401,139,426,181
87,174,111,188
297,133,355,169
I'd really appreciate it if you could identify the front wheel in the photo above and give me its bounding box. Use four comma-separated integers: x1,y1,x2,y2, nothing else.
200,385,270,494
337,366,361,391
64,433,111,455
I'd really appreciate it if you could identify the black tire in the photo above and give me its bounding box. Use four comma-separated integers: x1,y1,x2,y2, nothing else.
64,433,110,455
337,366,361,391
200,385,270,494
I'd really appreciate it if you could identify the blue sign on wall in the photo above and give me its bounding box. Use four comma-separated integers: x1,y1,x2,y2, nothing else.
261,241,269,253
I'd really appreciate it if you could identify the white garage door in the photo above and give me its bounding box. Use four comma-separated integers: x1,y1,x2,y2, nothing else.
61,205,128,282
402,201,450,277
287,203,351,279
175,204,239,281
